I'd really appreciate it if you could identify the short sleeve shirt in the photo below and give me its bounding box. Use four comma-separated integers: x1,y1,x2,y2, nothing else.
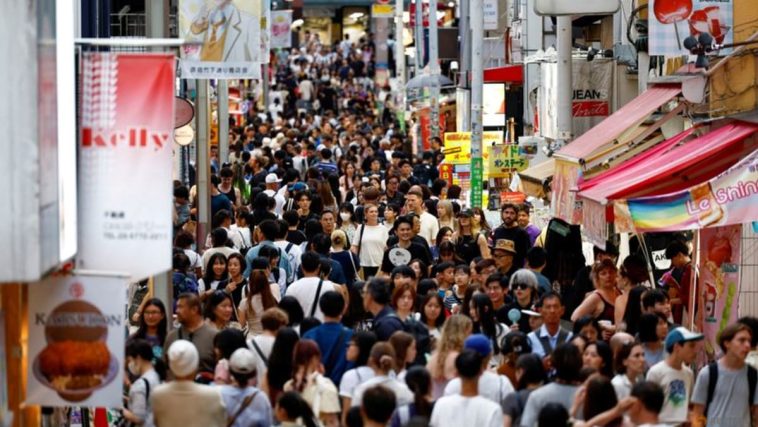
691,362,758,427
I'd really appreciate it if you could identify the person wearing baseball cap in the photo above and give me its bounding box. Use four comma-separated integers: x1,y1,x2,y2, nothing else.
152,340,227,427
263,173,286,216
646,326,703,425
442,334,515,408
218,348,273,427
491,239,517,276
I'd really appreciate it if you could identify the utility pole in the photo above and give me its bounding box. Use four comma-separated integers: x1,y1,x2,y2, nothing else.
218,79,229,164
429,0,440,141
469,0,483,208
395,0,406,130
196,81,211,251
414,0,424,73
556,16,573,144
457,0,471,131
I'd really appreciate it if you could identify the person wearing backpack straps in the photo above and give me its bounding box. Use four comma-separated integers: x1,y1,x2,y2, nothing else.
363,278,405,341
691,323,758,427
304,291,354,386
286,251,340,321
122,338,163,427
218,348,273,427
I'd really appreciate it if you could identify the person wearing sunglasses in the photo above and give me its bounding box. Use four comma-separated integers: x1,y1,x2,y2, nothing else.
503,269,539,333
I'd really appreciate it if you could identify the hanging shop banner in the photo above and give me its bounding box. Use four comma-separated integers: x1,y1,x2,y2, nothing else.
372,2,395,18
583,199,609,250
78,53,174,281
539,59,613,140
27,274,126,407
649,0,733,56
697,224,742,360
614,150,758,233
489,144,528,178
179,0,270,79
270,10,292,49
443,131,502,164
552,159,583,224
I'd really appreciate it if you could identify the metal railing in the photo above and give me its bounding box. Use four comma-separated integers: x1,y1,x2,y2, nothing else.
110,13,178,38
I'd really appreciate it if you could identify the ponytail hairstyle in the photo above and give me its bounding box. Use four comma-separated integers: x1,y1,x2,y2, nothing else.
404,366,433,419
125,338,167,381
368,342,396,375
276,391,319,427
291,340,322,393
388,331,415,373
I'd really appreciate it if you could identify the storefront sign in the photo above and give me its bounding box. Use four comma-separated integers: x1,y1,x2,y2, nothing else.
78,53,174,280
583,199,608,250
615,150,758,233
483,0,499,30
179,0,270,79
270,10,292,49
372,3,395,17
649,0,733,56
698,224,742,360
27,274,126,407
540,59,613,140
489,144,528,178
443,131,502,165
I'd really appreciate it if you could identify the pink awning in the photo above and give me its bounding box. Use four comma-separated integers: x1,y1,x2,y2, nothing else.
556,84,681,161
578,121,758,203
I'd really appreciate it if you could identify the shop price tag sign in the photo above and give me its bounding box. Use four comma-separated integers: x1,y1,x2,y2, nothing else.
470,158,484,208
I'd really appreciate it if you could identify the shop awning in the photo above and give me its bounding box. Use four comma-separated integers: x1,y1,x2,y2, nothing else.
555,84,681,163
518,158,554,198
578,120,758,204
484,65,523,84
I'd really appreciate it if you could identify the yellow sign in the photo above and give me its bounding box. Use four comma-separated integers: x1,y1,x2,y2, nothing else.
372,4,395,17
443,132,503,165
488,144,529,178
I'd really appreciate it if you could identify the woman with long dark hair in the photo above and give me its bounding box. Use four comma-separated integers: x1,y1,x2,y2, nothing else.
238,269,279,337
284,340,340,427
265,327,300,405
212,328,247,385
130,298,168,359
390,366,434,427
582,341,614,378
199,253,229,301
468,293,507,365
639,313,667,369
218,253,246,322
571,374,623,427
420,292,446,343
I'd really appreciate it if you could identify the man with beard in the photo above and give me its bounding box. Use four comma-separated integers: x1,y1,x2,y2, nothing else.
491,203,531,271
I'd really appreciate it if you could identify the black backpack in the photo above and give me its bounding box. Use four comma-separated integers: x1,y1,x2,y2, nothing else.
386,313,431,366
705,362,757,418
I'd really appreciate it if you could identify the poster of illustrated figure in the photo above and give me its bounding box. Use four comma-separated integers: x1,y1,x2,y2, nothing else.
179,0,269,79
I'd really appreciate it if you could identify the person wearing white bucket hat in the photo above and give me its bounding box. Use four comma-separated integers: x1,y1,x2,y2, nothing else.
151,340,227,427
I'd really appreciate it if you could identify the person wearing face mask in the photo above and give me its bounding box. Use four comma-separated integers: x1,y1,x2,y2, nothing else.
122,338,164,427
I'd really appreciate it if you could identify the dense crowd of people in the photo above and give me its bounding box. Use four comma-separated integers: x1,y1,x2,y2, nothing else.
119,35,758,427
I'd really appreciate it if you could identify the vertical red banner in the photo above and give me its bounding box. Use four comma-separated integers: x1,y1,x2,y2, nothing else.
78,53,175,280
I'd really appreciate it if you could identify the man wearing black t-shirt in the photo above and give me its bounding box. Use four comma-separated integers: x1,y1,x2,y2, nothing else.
379,216,431,277
491,203,531,270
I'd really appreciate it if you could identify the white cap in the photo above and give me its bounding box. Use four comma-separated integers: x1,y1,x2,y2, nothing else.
265,173,282,184
167,340,199,377
229,348,257,374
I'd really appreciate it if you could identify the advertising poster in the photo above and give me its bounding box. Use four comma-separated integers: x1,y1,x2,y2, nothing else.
649,0,733,56
616,150,758,233
78,53,174,281
483,83,506,127
270,10,292,49
27,275,127,407
697,224,741,361
179,0,269,79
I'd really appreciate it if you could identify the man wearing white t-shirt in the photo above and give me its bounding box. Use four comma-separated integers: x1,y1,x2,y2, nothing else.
646,327,703,426
405,189,438,247
431,346,503,427
444,334,515,409
285,252,338,321
263,173,286,216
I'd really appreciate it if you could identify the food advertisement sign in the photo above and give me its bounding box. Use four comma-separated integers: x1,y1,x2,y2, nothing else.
27,275,126,407
697,224,741,361
649,0,733,56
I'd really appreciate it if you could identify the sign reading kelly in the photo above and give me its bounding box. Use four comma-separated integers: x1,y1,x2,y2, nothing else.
78,53,174,281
